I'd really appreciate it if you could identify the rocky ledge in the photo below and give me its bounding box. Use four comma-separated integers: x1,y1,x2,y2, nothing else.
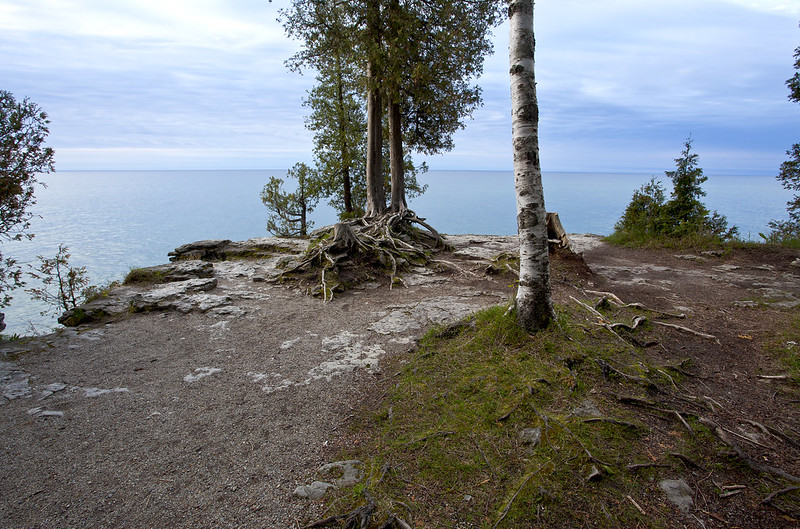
58,234,531,328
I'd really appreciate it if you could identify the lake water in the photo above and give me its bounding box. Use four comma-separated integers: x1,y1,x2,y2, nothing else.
1,169,793,336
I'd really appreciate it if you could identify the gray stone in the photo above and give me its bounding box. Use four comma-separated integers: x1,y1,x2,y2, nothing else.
1,360,31,401
318,460,364,487
571,399,601,418
519,427,542,448
674,254,705,262
293,481,336,500
169,237,309,262
791,258,800,268
659,479,694,514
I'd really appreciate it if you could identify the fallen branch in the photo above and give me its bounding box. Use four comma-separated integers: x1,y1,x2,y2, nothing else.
626,462,671,472
699,417,800,484
584,290,686,319
652,321,718,342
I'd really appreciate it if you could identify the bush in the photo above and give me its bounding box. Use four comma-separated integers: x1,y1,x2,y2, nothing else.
609,139,738,246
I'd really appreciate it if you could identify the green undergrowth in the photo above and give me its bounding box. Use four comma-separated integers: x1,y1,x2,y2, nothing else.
604,230,732,250
327,303,737,528
123,267,168,285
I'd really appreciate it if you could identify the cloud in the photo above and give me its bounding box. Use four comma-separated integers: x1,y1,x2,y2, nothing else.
1,0,798,172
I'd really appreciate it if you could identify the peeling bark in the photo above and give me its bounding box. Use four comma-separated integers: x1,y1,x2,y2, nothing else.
509,0,554,331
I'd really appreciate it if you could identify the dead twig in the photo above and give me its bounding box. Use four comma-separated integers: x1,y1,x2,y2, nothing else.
760,486,800,506
493,461,550,529
304,497,376,528
401,430,455,447
627,462,671,472
582,417,641,431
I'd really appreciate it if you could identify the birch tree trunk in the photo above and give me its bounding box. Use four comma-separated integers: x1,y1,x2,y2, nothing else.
509,0,554,331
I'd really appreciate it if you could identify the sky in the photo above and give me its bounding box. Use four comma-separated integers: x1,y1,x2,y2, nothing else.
1,0,798,174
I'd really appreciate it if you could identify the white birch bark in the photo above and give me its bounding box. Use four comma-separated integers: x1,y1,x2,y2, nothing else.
509,0,554,331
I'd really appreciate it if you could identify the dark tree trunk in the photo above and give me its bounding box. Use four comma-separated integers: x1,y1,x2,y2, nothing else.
389,99,406,213
365,0,385,217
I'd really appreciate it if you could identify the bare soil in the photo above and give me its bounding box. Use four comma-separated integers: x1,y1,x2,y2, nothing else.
1,235,798,528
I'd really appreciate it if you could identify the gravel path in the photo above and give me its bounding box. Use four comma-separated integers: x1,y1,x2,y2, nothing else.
0,235,518,528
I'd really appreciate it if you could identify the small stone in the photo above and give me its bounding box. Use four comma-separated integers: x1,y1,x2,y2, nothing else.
586,465,602,482
571,399,601,418
674,254,705,262
734,301,758,308
659,479,694,514
791,258,800,268
293,481,336,500
519,427,542,448
701,250,723,257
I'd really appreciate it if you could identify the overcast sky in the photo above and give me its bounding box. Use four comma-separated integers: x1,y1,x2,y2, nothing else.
1,0,798,174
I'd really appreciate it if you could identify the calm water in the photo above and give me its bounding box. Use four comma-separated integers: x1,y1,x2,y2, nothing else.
1,169,792,336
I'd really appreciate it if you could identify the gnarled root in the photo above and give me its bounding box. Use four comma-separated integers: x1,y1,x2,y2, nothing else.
284,210,449,299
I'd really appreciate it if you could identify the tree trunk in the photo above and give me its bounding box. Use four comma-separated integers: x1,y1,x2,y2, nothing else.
509,0,554,332
365,0,386,218
334,55,354,215
389,99,406,213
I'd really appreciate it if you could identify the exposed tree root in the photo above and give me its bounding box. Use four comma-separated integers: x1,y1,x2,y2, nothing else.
304,498,376,529
282,210,450,299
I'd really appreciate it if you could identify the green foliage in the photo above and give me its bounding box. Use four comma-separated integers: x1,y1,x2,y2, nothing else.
261,163,321,237
612,177,667,240
610,139,737,246
26,244,90,317
0,91,55,307
767,28,800,246
123,267,166,285
281,0,503,215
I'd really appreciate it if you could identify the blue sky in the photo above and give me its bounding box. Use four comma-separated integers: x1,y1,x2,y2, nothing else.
1,0,798,174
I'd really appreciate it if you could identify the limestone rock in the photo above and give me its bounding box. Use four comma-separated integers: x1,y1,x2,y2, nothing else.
318,460,363,487
169,239,232,261
169,237,309,262
659,479,694,514
519,428,542,449
293,481,336,500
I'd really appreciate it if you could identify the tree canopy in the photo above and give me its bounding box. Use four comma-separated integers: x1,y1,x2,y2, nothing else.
0,91,54,307
768,25,800,245
280,0,504,216
611,139,737,245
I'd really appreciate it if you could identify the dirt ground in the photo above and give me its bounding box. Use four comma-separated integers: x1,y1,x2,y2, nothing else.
1,235,798,528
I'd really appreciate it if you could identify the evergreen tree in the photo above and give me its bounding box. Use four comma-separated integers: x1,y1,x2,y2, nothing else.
261,163,321,237
0,91,55,307
768,26,800,243
663,138,710,235
610,139,736,244
281,0,503,216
